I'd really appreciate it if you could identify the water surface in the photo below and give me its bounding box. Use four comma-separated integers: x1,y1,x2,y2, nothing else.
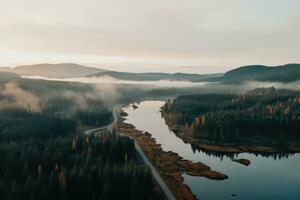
124,101,300,200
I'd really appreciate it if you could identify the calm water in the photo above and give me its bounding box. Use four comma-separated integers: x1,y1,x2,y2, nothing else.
124,100,300,200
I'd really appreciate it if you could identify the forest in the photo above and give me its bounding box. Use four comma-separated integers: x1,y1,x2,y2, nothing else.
162,88,300,143
0,78,162,200
0,76,207,141
0,108,76,141
0,132,161,200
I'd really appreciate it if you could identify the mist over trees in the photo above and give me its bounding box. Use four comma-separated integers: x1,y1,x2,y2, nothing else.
0,78,163,200
3,69,299,200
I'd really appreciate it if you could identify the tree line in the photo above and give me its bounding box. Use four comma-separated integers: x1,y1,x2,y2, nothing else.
162,88,300,143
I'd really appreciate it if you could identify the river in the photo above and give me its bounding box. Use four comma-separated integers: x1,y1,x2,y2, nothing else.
123,100,300,200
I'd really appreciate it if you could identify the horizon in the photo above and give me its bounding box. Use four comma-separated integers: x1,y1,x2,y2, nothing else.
1,62,299,74
1,0,300,73
0,61,232,74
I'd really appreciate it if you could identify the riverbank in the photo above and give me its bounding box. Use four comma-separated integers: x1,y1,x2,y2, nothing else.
164,115,300,154
120,101,300,200
171,127,300,154
117,119,227,200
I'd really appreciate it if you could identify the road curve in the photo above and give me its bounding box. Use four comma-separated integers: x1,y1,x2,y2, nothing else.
83,108,118,135
84,106,177,200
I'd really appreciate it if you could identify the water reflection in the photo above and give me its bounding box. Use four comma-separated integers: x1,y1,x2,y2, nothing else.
190,144,296,160
124,100,300,200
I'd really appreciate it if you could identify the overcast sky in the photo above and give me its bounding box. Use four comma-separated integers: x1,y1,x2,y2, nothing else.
0,0,299,73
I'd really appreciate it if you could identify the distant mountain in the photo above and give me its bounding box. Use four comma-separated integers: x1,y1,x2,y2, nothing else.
207,64,300,83
4,62,297,83
0,71,20,79
88,71,222,82
0,63,106,78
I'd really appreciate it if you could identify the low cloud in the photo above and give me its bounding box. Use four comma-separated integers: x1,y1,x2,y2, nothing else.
242,80,300,91
87,84,121,108
0,81,41,112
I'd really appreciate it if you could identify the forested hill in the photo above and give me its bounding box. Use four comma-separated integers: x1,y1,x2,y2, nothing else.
87,71,221,82
1,63,299,83
207,64,300,83
0,63,223,81
0,63,106,78
162,88,300,143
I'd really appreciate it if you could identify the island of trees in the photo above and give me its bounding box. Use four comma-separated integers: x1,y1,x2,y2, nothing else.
162,88,300,150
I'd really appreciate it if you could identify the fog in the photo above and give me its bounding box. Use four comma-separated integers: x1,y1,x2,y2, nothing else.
21,75,212,88
2,74,299,113
0,82,41,112
241,80,300,91
22,75,300,92
0,80,121,113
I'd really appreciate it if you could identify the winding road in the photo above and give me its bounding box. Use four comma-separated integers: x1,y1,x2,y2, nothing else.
83,108,118,135
84,107,176,200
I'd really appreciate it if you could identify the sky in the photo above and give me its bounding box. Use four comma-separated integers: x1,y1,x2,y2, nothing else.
0,0,300,73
